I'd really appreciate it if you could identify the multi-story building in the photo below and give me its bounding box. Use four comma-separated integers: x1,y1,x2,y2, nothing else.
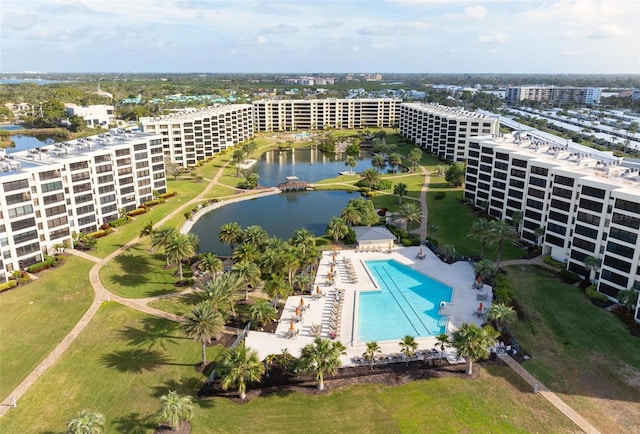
64,104,115,128
139,105,254,168
463,132,640,322
399,103,499,162
505,86,601,105
252,99,401,132
0,130,166,282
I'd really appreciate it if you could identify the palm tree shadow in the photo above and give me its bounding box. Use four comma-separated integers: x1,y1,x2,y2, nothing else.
114,412,154,434
152,378,209,402
117,316,186,348
101,348,170,374
110,253,152,287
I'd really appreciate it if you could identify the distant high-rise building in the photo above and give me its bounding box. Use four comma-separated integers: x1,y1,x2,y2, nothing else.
505,86,601,105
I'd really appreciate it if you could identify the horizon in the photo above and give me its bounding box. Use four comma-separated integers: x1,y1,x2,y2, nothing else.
2,0,639,75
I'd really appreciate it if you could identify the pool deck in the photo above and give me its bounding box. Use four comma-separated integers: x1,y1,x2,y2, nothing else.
245,245,491,366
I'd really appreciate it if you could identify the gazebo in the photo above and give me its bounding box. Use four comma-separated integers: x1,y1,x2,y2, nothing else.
352,226,396,252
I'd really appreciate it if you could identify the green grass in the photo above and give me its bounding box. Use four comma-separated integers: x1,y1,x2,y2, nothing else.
0,255,94,400
0,303,576,434
148,292,202,317
99,241,190,299
507,265,640,433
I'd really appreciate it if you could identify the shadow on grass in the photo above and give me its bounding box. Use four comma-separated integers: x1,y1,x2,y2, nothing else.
101,348,171,373
118,316,187,348
483,364,535,394
110,253,152,287
152,377,212,404
114,412,155,434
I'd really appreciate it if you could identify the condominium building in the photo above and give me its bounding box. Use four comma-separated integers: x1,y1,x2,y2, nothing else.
0,130,166,282
463,132,640,322
399,103,499,162
139,105,254,168
64,104,115,128
505,86,601,105
252,99,401,132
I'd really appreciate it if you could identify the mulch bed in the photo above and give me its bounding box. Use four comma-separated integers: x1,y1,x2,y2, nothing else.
199,358,506,403
154,421,191,434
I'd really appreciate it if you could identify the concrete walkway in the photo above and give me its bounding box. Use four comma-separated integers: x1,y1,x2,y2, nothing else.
499,355,601,434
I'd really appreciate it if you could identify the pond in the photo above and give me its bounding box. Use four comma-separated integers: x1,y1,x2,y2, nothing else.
3,134,53,153
191,190,359,255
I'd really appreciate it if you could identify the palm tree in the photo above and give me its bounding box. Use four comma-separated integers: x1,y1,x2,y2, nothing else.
166,232,198,282
435,333,450,362
260,248,283,275
326,217,349,244
232,242,259,264
408,148,422,172
393,182,408,204
452,323,499,375
473,259,497,283
299,337,347,390
398,201,422,232
388,152,403,173
232,260,262,300
280,249,301,285
487,303,517,334
183,301,224,366
219,222,243,253
441,244,457,262
359,167,381,188
468,218,491,259
372,154,386,173
151,225,177,265
249,299,277,329
139,220,154,238
363,341,381,370
511,210,524,233
66,409,106,434
341,203,362,227
232,148,245,176
534,226,545,246
488,220,518,268
292,228,315,256
201,272,244,318
243,225,269,252
156,390,193,432
583,255,601,283
399,335,418,366
263,273,292,307
220,343,265,400
198,252,223,278
345,155,357,174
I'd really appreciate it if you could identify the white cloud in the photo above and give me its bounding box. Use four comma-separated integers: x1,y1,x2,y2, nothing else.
463,5,488,20
262,24,298,34
477,33,507,44
310,20,343,29
257,35,267,44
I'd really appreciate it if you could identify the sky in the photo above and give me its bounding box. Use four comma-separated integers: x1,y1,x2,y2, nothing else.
1,0,639,74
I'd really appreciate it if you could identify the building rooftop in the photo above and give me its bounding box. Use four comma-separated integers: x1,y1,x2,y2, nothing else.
139,104,253,123
402,102,496,120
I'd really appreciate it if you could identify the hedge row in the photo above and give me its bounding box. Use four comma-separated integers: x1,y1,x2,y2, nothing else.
0,280,17,293
127,208,148,217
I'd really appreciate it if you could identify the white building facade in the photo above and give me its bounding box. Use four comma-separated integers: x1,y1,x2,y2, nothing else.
252,98,401,132
399,103,499,162
64,104,115,128
140,105,253,168
463,133,640,322
0,131,166,281
505,86,602,105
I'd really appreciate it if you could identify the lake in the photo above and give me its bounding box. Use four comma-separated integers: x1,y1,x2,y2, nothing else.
3,135,53,153
191,190,358,255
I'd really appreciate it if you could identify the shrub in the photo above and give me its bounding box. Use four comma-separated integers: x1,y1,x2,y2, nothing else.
127,208,148,217
52,255,66,267
435,191,446,200
558,269,581,284
184,211,193,220
0,280,17,293
543,256,566,269
208,198,219,204
87,230,108,239
343,228,357,245
585,285,608,306
109,217,130,227
426,237,439,248
160,191,177,199
144,199,163,207
378,179,392,190
494,274,514,305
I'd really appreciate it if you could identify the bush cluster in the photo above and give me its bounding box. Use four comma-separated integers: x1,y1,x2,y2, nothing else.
543,256,566,269
143,199,164,207
0,280,17,293
127,208,148,217
494,274,514,305
558,269,581,284
109,217,130,227
160,191,177,199
87,229,111,239
585,285,609,306
434,191,446,200
26,255,58,273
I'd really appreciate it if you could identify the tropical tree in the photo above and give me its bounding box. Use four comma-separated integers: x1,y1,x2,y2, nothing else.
511,210,524,233
201,272,244,318
299,337,347,390
66,409,106,434
408,148,423,172
393,182,408,204
166,232,199,282
156,390,193,432
398,201,422,232
445,163,466,186
435,333,450,362
345,155,357,175
488,220,518,268
232,260,262,300
534,226,545,246
433,165,447,177
473,259,497,283
399,335,418,366
233,242,259,264
359,167,381,189
243,225,269,251
372,154,386,173
487,303,517,334
341,202,363,227
249,299,278,329
452,323,499,375
583,255,601,283
197,252,223,278
441,244,457,262
280,248,301,285
139,220,154,238
363,341,381,370
388,152,403,173
326,217,349,244
617,288,639,312
292,228,315,256
263,273,292,307
468,218,492,259
183,301,225,366
232,148,245,176
220,343,265,399
151,225,177,265
260,248,283,275
219,222,243,253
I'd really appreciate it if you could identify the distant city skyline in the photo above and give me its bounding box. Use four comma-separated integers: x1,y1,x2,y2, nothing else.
1,0,639,74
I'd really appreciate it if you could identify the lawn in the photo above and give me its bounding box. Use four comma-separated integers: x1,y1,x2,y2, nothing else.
507,265,640,433
98,241,190,299
0,303,577,434
0,255,94,401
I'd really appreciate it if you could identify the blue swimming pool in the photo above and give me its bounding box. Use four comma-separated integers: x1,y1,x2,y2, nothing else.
357,259,453,342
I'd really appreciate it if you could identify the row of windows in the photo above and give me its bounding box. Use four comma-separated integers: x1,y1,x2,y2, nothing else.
572,237,595,252
3,179,29,192
601,269,628,288
45,204,66,217
606,241,635,259
609,227,638,245
6,192,30,206
13,229,38,244
577,211,601,226
615,199,640,215
603,255,631,273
